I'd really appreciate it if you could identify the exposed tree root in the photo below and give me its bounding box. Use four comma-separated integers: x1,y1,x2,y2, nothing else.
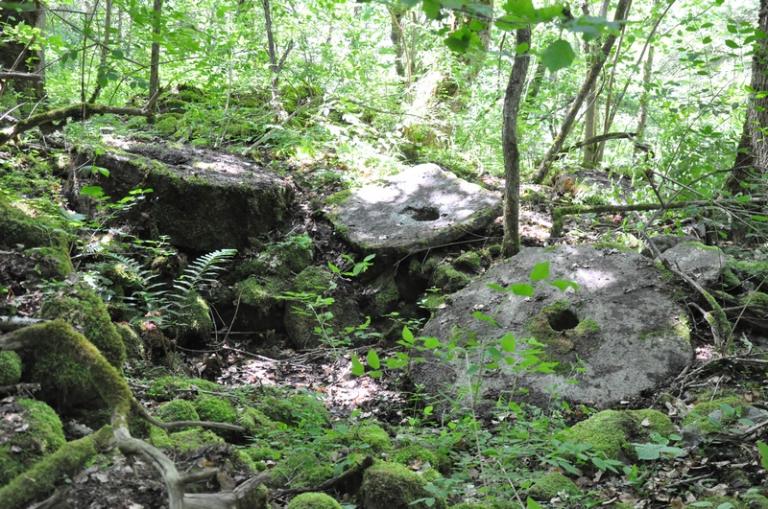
0,320,269,509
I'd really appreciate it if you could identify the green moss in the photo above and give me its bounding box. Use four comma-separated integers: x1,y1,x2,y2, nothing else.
0,194,68,250
558,409,673,461
574,318,600,336
256,393,329,427
726,259,768,284
391,445,439,468
686,496,746,508
174,293,213,342
146,375,221,400
361,461,445,509
745,492,768,509
287,492,342,509
528,471,580,499
293,265,334,294
683,396,746,433
237,276,284,309
370,273,400,315
342,422,392,452
239,407,281,436
149,427,225,452
325,189,353,207
115,322,144,361
194,394,238,424
740,292,768,314
0,350,22,385
454,251,483,273
40,285,126,369
25,246,73,277
153,113,181,136
268,449,334,489
432,262,471,293
156,399,200,423
0,398,66,485
0,425,112,509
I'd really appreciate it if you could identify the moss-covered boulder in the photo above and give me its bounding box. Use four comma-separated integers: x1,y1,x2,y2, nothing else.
268,449,334,489
239,407,281,436
431,262,471,293
557,409,674,461
528,471,580,500
155,399,200,423
173,293,214,344
287,492,342,509
361,461,444,509
454,251,484,273
391,445,440,469
194,395,237,423
0,351,22,386
75,137,294,251
0,398,66,485
333,422,392,453
115,322,144,361
149,427,225,452
255,392,329,427
683,396,748,434
146,375,222,400
40,285,125,368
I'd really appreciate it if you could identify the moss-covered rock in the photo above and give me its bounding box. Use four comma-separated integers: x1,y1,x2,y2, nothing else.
287,492,342,509
369,272,401,315
557,409,674,461
255,393,329,427
194,395,238,423
268,449,334,489
146,375,221,400
361,461,444,509
239,407,281,436
0,351,22,386
155,399,200,423
683,396,747,434
335,422,392,452
0,398,66,485
173,293,214,344
234,234,314,280
454,251,483,273
40,285,126,368
391,445,439,469
115,322,144,361
154,113,181,137
149,427,225,452
431,262,471,293
528,471,580,500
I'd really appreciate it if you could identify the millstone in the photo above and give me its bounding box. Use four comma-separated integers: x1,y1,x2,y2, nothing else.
410,245,693,409
327,163,501,253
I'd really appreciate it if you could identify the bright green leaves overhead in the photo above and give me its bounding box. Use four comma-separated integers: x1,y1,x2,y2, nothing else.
445,23,483,52
540,39,576,72
496,0,566,31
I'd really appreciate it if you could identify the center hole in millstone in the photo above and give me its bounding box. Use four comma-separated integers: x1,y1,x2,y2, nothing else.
402,205,440,221
548,308,580,331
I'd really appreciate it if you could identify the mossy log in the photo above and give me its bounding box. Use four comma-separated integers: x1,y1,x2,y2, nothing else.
0,320,264,509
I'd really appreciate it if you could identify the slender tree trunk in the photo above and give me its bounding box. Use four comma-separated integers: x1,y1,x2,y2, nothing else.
501,27,532,258
635,38,654,146
534,0,631,184
581,0,610,168
89,0,113,103
388,6,409,80
0,0,45,99
147,0,163,119
262,0,289,120
728,0,768,195
521,61,545,121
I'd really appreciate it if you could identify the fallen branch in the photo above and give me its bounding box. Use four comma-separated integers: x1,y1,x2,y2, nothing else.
0,103,148,145
550,197,768,237
0,71,43,80
277,456,374,498
0,315,44,332
559,131,637,153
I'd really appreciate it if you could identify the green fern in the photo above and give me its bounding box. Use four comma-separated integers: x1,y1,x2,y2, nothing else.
166,248,237,318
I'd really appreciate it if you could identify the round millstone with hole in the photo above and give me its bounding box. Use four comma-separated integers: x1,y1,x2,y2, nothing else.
326,163,501,254
410,245,693,409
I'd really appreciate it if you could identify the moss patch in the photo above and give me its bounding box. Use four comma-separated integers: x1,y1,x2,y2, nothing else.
683,396,746,434
0,351,22,386
432,262,471,293
194,395,238,423
155,399,200,423
361,461,445,509
287,492,342,509
528,471,580,500
149,427,225,452
0,398,66,485
146,375,222,400
268,449,334,489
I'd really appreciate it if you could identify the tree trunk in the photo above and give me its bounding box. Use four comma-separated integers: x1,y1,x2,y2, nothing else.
635,38,654,147
0,0,45,99
581,0,610,168
533,0,631,184
89,0,114,103
501,27,532,258
728,0,768,195
521,61,545,121
147,0,163,118
388,6,410,80
262,0,289,120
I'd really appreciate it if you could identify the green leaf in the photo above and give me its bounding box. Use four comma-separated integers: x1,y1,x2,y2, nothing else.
757,441,768,470
529,261,551,282
423,337,441,350
526,498,544,509
472,310,499,326
402,326,414,343
541,39,576,72
500,333,516,352
80,185,106,199
366,349,381,369
508,283,534,297
503,0,535,18
422,0,442,19
725,39,740,49
351,355,365,376
549,279,579,292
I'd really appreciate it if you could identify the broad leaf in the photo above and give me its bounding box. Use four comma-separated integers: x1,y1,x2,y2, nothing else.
541,39,576,72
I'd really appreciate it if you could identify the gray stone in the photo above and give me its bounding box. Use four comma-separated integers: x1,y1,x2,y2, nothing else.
73,135,294,251
410,245,693,409
660,241,726,287
327,164,501,253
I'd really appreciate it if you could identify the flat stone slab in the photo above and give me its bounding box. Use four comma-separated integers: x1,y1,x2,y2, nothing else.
410,245,693,409
660,241,726,287
73,135,294,251
327,164,501,253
